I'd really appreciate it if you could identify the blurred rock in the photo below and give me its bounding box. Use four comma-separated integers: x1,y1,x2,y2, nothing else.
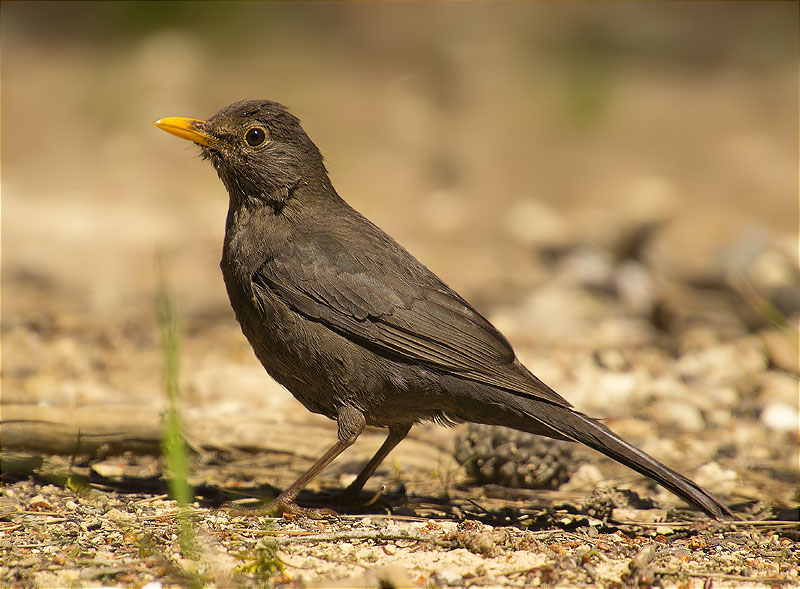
3,326,47,380
556,246,616,291
733,238,800,325
761,403,798,432
647,222,798,337
27,494,54,512
92,462,125,480
105,508,135,525
705,406,734,428
505,197,569,250
649,399,706,433
760,328,799,375
435,565,465,586
186,360,291,410
612,508,668,524
489,287,603,345
594,349,627,371
614,259,658,314
560,463,605,493
655,285,750,347
684,384,739,414
692,461,738,496
572,176,676,262
364,566,413,589
674,340,767,389
562,363,650,417
758,371,800,406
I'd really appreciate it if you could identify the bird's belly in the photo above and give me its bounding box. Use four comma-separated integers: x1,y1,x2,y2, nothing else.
223,276,451,426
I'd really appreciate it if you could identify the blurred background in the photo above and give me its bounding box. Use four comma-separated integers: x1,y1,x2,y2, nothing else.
3,2,798,461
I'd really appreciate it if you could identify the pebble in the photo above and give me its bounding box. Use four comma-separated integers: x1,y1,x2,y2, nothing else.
629,544,657,571
105,508,135,524
595,349,627,371
760,328,799,375
612,509,667,524
505,198,568,249
436,565,465,585
614,260,657,314
693,462,738,495
759,371,800,406
567,368,643,417
761,402,798,432
558,247,616,290
92,462,125,479
365,565,413,588
83,519,103,531
560,464,604,492
27,494,53,511
651,399,706,433
675,342,766,387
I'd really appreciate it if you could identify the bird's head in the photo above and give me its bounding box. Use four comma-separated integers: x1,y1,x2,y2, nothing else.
155,100,328,209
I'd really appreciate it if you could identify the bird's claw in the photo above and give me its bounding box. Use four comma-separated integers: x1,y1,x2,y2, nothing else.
268,497,339,520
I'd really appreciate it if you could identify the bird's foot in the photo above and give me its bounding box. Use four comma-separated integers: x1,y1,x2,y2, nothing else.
268,496,339,520
224,496,339,520
334,484,387,509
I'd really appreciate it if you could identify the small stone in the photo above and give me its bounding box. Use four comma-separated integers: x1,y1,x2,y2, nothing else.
436,565,464,585
614,260,657,314
559,247,616,290
655,525,675,535
629,544,657,572
693,462,738,495
759,371,800,406
760,329,799,375
83,519,103,531
595,349,627,371
27,494,53,511
369,565,413,589
59,521,81,538
611,508,668,524
560,464,604,492
92,462,125,479
761,402,798,432
572,369,643,418
105,508,135,524
650,399,706,433
505,198,568,249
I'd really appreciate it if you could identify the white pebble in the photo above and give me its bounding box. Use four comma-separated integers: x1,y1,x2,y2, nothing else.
761,402,799,432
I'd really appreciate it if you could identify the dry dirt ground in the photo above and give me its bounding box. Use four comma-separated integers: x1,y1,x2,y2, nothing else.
2,3,799,588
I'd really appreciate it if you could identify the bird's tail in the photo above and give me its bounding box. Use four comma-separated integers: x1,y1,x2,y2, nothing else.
522,402,733,520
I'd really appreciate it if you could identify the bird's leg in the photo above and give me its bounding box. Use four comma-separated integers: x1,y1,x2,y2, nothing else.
268,406,366,518
337,424,411,505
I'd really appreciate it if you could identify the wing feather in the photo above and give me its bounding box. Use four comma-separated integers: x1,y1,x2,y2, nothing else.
253,240,567,406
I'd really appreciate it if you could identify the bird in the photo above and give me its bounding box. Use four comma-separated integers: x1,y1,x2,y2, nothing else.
154,99,731,520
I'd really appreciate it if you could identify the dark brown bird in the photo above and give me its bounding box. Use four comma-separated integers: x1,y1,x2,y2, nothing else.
154,100,731,519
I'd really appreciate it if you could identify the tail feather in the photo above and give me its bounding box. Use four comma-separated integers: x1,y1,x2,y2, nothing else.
525,403,732,520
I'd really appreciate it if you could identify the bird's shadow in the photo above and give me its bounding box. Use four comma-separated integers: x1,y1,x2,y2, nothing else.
14,466,545,528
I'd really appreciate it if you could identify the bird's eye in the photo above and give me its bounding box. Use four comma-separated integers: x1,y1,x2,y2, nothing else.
244,127,267,147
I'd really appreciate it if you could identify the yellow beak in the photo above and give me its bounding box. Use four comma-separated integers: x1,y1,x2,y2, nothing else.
153,117,216,148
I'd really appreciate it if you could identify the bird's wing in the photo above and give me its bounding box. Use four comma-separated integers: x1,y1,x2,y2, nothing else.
253,239,569,406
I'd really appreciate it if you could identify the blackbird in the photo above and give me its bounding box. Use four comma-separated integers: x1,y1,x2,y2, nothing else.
154,99,731,519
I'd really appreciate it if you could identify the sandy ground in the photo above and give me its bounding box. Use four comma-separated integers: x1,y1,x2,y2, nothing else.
2,3,798,587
